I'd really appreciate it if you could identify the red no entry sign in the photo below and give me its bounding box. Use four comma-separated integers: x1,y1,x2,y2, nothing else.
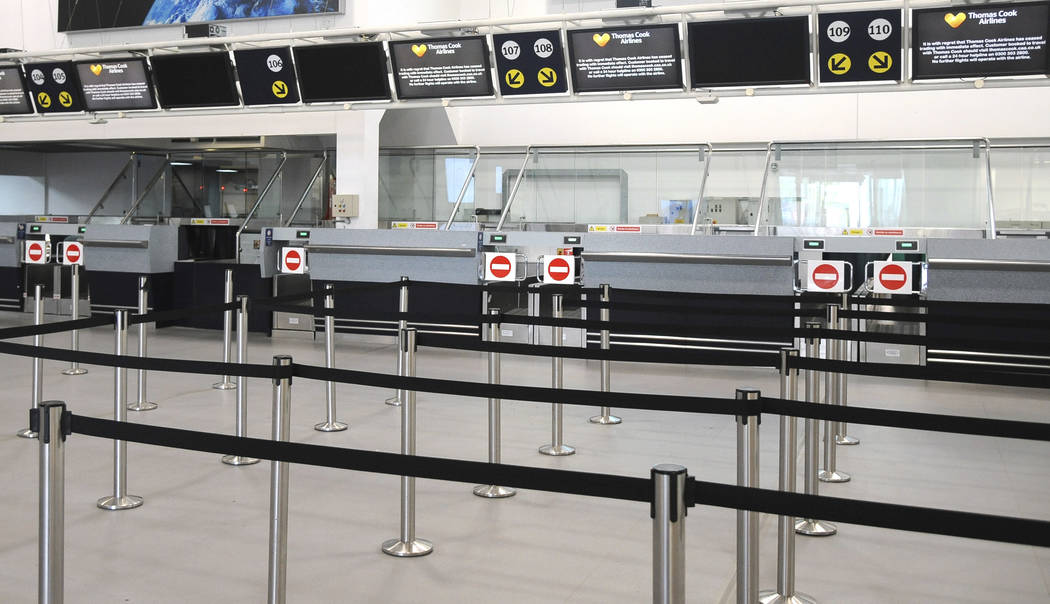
811,263,840,290
64,242,83,265
284,250,302,272
489,255,512,279
546,257,571,282
878,263,908,291
27,242,44,263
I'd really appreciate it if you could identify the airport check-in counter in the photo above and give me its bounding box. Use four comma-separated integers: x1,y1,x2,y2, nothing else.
0,221,25,310
19,222,88,315
82,224,179,314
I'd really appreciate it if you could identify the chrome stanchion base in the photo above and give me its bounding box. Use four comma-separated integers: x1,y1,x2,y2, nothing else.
759,590,818,604
817,470,851,483
16,428,37,439
221,455,260,466
384,395,401,407
588,414,622,425
212,381,236,390
538,444,576,456
97,494,144,511
128,401,158,412
835,435,860,446
473,484,516,498
381,538,433,557
795,518,837,536
314,420,348,432
61,367,88,376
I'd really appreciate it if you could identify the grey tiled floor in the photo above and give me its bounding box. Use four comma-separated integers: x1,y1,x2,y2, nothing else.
0,315,1048,603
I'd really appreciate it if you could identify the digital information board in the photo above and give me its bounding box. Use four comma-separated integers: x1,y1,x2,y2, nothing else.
25,62,84,113
0,67,32,115
492,29,568,95
294,43,391,103
568,24,682,93
234,47,300,106
913,2,1049,79
75,59,155,111
151,53,241,109
389,36,493,99
688,17,810,87
818,10,902,83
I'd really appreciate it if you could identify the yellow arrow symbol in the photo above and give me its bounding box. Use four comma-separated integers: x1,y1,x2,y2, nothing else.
869,52,893,74
37,92,51,108
828,53,851,75
272,80,288,99
538,67,557,87
58,91,73,107
505,69,524,89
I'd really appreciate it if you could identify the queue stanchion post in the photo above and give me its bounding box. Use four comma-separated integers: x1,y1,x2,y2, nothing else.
760,348,816,604
818,304,850,484
267,356,293,604
128,276,157,412
474,309,515,498
97,310,143,511
736,388,760,604
60,264,87,376
539,293,575,456
222,296,259,466
213,269,236,390
385,276,410,407
590,283,621,425
836,293,859,446
315,284,348,432
18,284,44,439
796,322,836,537
37,401,68,604
383,328,434,557
652,464,687,604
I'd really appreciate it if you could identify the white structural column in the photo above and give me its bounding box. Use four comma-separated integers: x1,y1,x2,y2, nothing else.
336,111,385,229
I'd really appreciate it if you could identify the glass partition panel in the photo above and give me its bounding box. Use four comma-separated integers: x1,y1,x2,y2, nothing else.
990,147,1050,225
379,148,477,224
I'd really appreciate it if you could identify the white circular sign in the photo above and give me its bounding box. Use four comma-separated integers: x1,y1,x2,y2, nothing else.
52,68,67,84
266,54,284,72
826,20,851,43
533,37,555,58
501,40,521,60
868,18,893,41
30,69,44,86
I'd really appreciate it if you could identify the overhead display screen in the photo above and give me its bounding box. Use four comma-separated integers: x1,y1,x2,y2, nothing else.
234,47,300,106
568,24,682,93
389,36,493,99
59,0,341,32
74,59,156,111
293,43,391,103
818,10,902,83
492,30,568,96
688,17,811,87
913,2,1049,79
0,67,32,115
150,53,240,109
24,61,85,113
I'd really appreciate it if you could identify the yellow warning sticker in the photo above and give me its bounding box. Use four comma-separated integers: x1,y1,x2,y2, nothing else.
538,67,558,87
58,91,73,107
869,52,893,74
37,92,51,109
272,80,289,99
505,69,524,89
827,53,851,75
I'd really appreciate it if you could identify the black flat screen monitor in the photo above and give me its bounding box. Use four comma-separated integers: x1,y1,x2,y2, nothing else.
151,53,240,108
0,67,32,114
389,36,493,99
688,17,811,87
568,24,683,92
75,58,156,111
234,47,300,105
24,61,85,113
293,42,391,103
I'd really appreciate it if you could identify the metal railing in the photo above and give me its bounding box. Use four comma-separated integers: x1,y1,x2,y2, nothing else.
236,153,287,262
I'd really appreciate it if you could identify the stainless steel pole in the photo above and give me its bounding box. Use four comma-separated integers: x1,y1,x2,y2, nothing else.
316,284,348,432
129,277,157,412
18,285,44,439
267,355,293,604
590,283,621,425
385,276,410,406
652,464,687,604
97,310,143,511
61,265,86,376
836,293,859,446
382,328,433,557
539,294,575,456
819,305,850,484
38,400,66,604
213,269,236,390
223,296,259,466
796,323,835,537
474,309,515,498
759,349,816,604
736,388,760,604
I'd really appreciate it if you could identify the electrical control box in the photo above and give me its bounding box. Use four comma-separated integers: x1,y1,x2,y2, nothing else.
332,194,359,218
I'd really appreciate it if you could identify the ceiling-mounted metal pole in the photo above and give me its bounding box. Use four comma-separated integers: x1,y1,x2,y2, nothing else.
444,145,482,230
85,153,136,223
237,152,288,260
752,143,775,236
284,152,327,227
690,143,714,235
495,146,533,232
119,154,169,225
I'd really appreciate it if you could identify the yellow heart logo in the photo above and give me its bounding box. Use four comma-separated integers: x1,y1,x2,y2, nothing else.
944,12,966,28
90,64,103,76
411,44,427,58
593,33,611,47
